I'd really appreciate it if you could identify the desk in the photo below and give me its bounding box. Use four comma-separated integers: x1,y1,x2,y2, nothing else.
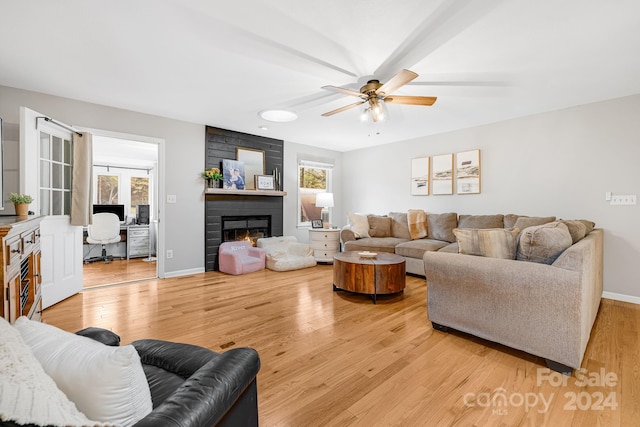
83,224,150,260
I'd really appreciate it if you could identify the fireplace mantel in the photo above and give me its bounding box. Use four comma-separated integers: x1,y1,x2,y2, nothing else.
204,189,287,197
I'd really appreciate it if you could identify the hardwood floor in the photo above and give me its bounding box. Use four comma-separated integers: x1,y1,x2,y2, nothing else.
82,258,157,289
43,266,639,426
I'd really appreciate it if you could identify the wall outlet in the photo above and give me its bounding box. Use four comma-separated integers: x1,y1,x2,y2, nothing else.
166,249,173,259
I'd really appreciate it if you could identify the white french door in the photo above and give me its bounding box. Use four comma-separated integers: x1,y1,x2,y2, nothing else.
20,107,83,308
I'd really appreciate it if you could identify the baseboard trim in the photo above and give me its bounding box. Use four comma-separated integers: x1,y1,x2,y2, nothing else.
163,267,206,278
603,291,640,305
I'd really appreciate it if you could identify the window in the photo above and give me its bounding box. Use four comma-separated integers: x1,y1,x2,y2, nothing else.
298,160,332,226
93,166,152,221
96,174,119,204
130,176,149,216
39,133,72,216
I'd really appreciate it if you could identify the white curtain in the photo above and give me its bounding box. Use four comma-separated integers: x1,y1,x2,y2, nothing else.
70,132,93,226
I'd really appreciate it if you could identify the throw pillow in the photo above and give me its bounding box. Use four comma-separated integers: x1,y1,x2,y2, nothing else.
347,212,370,238
512,215,556,230
558,220,587,244
453,227,520,259
517,222,573,264
407,209,428,240
14,317,152,426
578,219,596,235
426,212,458,243
388,212,411,239
457,214,504,229
0,318,104,427
367,215,392,237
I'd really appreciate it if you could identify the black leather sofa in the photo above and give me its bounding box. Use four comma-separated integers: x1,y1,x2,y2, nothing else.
76,328,260,427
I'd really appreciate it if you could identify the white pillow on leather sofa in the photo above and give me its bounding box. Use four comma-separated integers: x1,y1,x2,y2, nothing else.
14,317,152,426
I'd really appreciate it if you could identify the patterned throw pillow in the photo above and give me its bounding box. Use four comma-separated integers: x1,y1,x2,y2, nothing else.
407,209,428,240
453,227,520,259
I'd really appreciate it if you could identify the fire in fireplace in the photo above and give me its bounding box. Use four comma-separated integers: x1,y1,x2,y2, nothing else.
222,215,271,246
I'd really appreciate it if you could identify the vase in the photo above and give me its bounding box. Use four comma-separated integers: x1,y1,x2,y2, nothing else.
14,203,29,216
207,179,222,189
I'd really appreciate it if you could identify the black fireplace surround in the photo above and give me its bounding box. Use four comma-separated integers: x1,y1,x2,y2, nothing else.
204,126,284,271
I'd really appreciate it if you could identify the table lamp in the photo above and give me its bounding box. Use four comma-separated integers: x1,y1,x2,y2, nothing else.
315,192,334,229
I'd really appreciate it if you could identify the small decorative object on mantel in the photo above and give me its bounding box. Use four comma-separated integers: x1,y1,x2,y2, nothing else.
9,192,33,216
201,167,223,188
272,167,282,191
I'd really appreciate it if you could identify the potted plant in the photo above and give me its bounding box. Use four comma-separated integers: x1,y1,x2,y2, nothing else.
201,167,223,188
9,192,33,216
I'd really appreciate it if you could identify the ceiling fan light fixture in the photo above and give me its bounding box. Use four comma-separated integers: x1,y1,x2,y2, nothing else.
259,109,298,122
368,98,387,123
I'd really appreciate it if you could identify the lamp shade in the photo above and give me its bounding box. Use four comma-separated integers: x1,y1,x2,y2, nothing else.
315,192,334,208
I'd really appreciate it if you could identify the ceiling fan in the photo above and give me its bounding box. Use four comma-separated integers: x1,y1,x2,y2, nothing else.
321,69,437,122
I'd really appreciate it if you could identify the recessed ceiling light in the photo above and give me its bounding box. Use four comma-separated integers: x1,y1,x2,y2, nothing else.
259,110,298,122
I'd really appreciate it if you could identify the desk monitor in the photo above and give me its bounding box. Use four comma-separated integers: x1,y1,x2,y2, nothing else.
92,204,125,222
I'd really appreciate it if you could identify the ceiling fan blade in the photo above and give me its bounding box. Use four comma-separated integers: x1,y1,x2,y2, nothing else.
321,101,365,117
376,69,418,96
385,95,437,106
322,85,366,98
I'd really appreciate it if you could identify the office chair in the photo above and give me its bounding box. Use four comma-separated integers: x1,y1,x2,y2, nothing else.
85,212,122,264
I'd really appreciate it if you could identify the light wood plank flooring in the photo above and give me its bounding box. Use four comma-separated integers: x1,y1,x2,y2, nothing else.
82,258,157,289
43,266,639,426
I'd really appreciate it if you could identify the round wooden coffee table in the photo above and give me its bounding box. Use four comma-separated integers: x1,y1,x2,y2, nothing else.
333,251,406,304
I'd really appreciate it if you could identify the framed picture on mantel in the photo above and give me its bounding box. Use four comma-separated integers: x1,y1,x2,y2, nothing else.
255,175,275,190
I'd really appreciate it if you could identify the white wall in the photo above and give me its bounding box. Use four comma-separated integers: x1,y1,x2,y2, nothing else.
342,94,640,300
0,85,204,276
283,141,344,243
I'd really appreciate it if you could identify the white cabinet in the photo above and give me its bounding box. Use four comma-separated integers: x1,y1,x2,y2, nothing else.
127,225,149,259
309,229,340,263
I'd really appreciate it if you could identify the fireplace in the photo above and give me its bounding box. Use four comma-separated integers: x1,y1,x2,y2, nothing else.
222,215,271,246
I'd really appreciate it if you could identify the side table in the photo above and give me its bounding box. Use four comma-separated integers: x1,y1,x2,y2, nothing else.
309,228,340,263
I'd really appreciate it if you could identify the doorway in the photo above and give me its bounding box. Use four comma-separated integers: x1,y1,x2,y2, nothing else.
82,131,162,288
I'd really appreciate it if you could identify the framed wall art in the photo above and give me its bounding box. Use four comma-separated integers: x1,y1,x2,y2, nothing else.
236,147,265,190
432,153,453,195
222,159,246,190
255,174,275,190
456,149,481,194
410,157,430,195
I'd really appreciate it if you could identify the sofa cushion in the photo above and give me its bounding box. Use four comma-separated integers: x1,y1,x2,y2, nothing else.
344,237,408,253
395,239,448,259
347,212,370,238
407,209,428,240
517,222,573,264
368,215,392,237
427,212,458,243
0,318,103,427
458,214,504,229
388,212,411,239
437,242,459,253
453,227,520,259
14,317,153,426
558,220,588,244
505,215,556,229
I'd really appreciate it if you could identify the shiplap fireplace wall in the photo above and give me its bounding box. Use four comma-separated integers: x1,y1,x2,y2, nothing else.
204,126,284,271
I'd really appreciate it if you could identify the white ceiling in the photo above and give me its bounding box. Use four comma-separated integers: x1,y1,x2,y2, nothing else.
1,0,639,152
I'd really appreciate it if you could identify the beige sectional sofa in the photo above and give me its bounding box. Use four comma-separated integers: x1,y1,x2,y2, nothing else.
341,211,603,373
